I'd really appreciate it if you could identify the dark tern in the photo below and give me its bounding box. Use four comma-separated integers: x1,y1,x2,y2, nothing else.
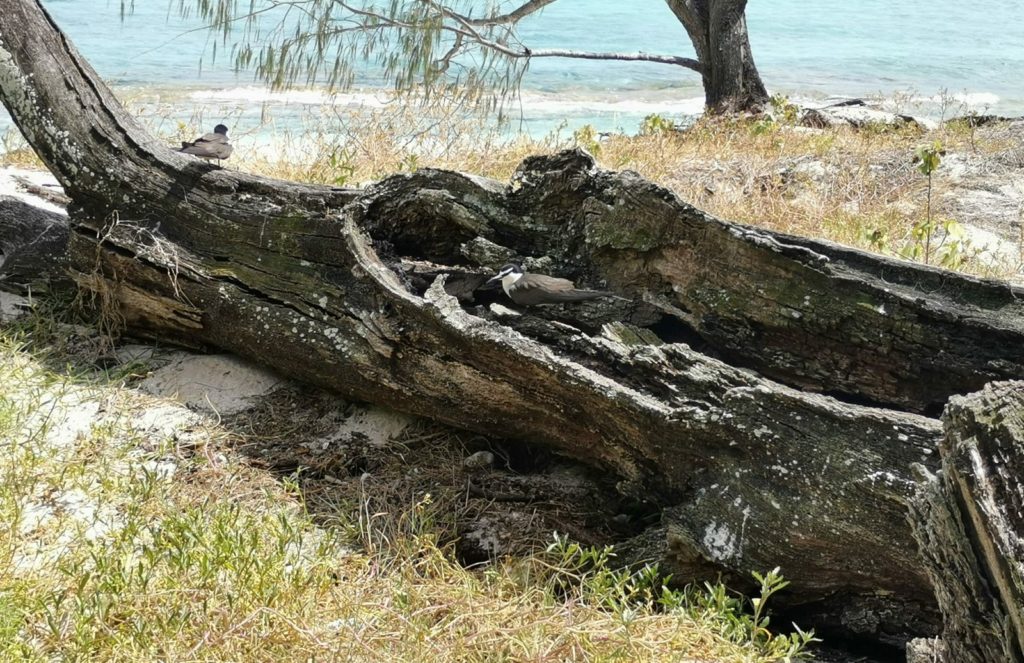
179,124,233,163
486,263,617,306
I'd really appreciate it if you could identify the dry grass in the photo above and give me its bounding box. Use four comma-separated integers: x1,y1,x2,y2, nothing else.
0,306,813,662
596,116,999,254
231,103,571,185
0,131,44,170
605,116,1021,278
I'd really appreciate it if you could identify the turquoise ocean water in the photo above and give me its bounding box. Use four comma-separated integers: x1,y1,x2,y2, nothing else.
6,0,1024,141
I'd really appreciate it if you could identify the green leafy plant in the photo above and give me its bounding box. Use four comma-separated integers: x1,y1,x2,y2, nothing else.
914,140,944,177
639,113,678,136
572,124,602,156
864,227,888,252
770,94,799,124
661,566,818,661
909,140,945,265
544,535,817,660
399,153,421,173
903,140,975,267
326,148,356,186
903,217,974,269
749,117,778,136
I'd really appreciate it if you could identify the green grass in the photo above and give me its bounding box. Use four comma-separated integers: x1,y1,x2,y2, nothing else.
0,307,815,662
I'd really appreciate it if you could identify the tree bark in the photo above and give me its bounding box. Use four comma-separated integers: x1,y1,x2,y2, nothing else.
364,154,1024,415
665,0,770,112
4,0,1024,645
909,381,1024,662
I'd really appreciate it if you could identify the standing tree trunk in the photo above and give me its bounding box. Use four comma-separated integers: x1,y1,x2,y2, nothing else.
666,0,769,112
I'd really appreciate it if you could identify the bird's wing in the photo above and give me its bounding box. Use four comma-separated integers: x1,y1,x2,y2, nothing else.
179,142,220,158
520,273,577,292
530,289,609,304
195,132,225,144
179,134,231,159
509,274,594,305
507,286,546,306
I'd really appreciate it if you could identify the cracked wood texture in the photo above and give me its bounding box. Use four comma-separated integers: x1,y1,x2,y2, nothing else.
910,382,1024,662
2,0,1023,645
363,153,1024,415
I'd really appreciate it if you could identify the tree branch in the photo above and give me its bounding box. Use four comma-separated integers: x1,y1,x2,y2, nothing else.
433,31,464,74
458,0,557,26
334,0,702,73
525,49,702,71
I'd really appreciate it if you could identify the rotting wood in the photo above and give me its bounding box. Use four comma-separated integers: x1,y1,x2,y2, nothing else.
910,381,1024,662
12,174,70,206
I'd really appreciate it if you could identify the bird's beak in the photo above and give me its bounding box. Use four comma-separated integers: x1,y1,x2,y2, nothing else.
486,275,500,284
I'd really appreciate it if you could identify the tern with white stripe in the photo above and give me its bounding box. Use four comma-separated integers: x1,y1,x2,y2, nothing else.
486,263,616,306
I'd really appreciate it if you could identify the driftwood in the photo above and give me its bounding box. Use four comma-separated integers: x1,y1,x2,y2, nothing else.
4,0,1024,647
0,196,70,293
12,174,70,206
910,381,1024,661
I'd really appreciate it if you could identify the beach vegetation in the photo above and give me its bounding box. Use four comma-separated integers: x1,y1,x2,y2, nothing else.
572,123,603,156
0,5,1019,660
901,140,972,267
768,95,800,124
639,113,680,136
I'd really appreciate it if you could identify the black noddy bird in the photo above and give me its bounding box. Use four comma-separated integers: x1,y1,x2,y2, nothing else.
179,124,233,163
486,263,618,306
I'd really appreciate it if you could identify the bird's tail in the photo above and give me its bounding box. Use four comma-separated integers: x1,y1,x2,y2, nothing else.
546,290,620,303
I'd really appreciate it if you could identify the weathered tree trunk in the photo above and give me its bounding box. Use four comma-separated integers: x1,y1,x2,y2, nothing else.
666,0,769,112
909,381,1024,662
3,0,1024,646
366,153,1024,416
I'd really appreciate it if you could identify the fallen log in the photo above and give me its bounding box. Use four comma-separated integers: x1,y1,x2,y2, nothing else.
6,0,1024,645
0,196,70,293
360,154,1024,415
910,381,1024,661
